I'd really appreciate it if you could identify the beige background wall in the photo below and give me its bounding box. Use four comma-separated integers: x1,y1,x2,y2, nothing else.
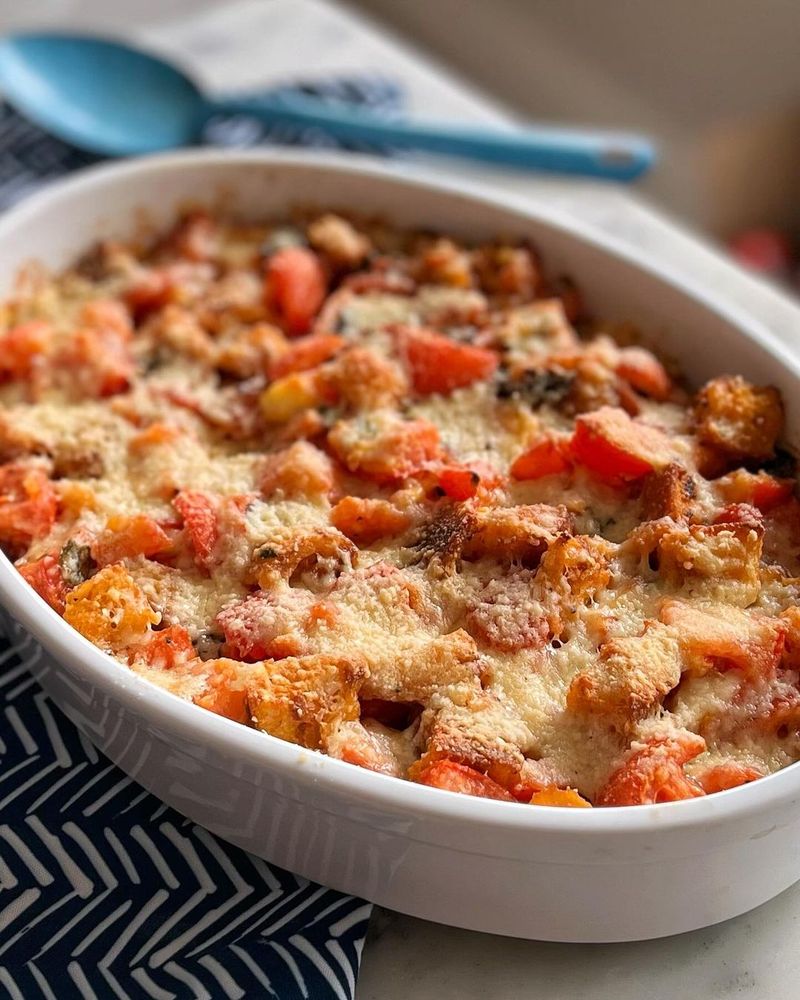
354,0,800,234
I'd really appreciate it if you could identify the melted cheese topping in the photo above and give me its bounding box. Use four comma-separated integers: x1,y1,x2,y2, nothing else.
2,210,799,807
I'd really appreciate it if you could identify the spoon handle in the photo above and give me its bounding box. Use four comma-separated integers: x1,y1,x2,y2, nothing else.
211,93,655,182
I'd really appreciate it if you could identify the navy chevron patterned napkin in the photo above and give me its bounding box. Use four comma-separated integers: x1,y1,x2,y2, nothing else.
0,74,402,999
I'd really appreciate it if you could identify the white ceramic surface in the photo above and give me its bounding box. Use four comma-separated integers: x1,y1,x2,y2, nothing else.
2,150,800,943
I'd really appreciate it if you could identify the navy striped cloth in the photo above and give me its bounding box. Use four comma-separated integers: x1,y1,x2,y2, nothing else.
0,75,403,999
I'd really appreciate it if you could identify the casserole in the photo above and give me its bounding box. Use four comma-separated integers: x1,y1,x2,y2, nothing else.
2,149,800,941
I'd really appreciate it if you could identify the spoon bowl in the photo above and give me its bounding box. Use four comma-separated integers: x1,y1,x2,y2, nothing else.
0,34,204,156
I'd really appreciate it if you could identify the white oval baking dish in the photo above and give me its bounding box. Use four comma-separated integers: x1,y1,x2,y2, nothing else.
2,150,800,943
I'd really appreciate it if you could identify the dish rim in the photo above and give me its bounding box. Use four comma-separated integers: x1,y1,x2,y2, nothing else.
2,146,800,838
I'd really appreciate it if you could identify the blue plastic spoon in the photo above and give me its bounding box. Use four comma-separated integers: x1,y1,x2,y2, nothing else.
0,33,656,181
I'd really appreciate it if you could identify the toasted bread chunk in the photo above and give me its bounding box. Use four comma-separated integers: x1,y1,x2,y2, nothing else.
248,653,368,749
567,624,681,726
640,463,697,521
463,504,572,564
694,375,782,463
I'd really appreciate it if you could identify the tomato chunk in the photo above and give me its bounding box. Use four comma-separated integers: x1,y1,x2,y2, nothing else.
616,347,672,400
712,502,763,528
695,762,764,794
433,465,482,501
128,422,183,451
511,437,571,481
398,325,498,396
411,759,515,801
125,268,172,318
264,246,327,336
18,554,68,613
570,406,672,484
596,735,706,806
0,464,57,552
66,325,134,398
194,659,251,724
716,468,794,513
137,625,196,670
91,514,172,566
80,298,133,339
0,322,51,381
173,490,219,569
195,686,249,723
260,442,334,499
530,786,591,808
416,460,501,501
270,333,344,378
466,572,549,652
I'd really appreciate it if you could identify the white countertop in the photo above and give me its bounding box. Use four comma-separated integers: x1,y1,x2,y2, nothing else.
358,884,800,1000
7,2,800,996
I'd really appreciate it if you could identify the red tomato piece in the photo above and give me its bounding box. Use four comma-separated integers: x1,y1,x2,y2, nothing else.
335,734,396,775
194,683,249,724
0,322,51,381
748,477,793,511
270,333,344,378
128,422,183,451
0,465,57,551
91,514,173,566
68,298,134,398
260,441,335,499
570,406,672,485
429,459,505,498
18,554,68,613
412,759,515,801
716,469,794,513
754,691,800,739
696,762,764,794
616,347,672,401
80,299,133,339
138,625,196,670
398,325,499,396
67,327,134,397
530,786,592,807
173,490,219,569
511,437,571,481
429,465,481,501
596,735,706,806
265,246,327,336
125,268,172,319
